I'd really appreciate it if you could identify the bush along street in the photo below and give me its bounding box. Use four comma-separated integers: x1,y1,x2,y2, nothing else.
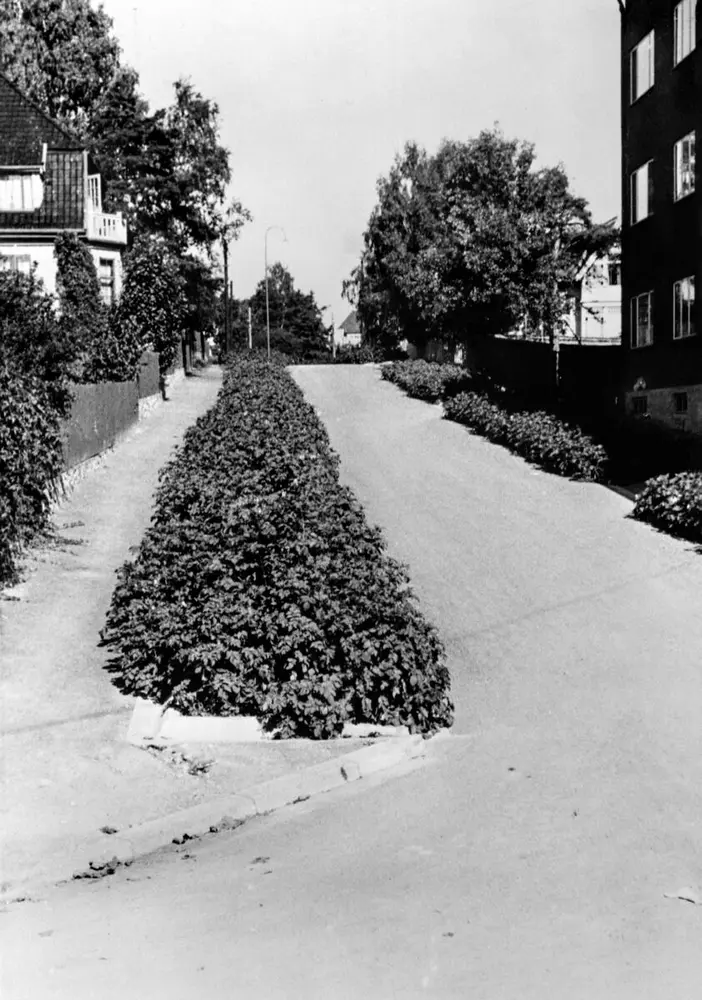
444,391,607,481
632,472,702,543
381,359,473,402
100,356,454,738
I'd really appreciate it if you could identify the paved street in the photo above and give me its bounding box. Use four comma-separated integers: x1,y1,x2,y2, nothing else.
4,364,702,998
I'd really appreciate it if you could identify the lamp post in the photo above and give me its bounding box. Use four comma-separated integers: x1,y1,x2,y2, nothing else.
264,225,287,361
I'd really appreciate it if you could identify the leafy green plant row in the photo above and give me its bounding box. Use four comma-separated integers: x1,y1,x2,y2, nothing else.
381,359,472,402
632,472,702,542
443,391,607,481
100,356,454,738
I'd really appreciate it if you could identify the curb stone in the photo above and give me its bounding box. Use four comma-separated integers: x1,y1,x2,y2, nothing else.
1,735,427,905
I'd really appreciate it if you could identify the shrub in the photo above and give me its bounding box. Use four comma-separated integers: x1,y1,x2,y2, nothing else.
100,357,454,738
444,391,607,481
54,232,108,377
332,344,382,364
117,235,186,377
0,365,63,585
632,472,702,542
381,359,472,401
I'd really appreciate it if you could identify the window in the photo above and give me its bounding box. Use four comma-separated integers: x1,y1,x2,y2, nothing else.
608,261,622,286
673,391,689,414
632,396,648,415
631,291,654,348
674,132,696,200
0,173,44,212
674,0,696,65
630,30,655,102
98,258,115,306
0,253,31,275
631,161,653,223
673,276,696,339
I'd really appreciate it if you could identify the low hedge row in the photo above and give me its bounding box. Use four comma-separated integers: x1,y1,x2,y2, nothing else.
381,359,472,402
632,472,702,542
443,391,607,481
100,356,454,738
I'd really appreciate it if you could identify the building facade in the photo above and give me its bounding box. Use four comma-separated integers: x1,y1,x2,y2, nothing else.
621,0,701,432
0,73,127,304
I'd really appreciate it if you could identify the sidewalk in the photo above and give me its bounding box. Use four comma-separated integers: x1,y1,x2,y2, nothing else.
0,367,354,897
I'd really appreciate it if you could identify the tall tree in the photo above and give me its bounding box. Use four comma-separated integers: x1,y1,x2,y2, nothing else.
0,0,121,135
247,263,330,359
347,128,619,353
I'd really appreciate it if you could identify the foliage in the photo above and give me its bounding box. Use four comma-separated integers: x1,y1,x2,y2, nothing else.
444,390,607,480
346,128,619,353
632,472,702,542
0,269,74,409
332,344,384,364
0,0,121,135
100,357,454,737
381,359,472,402
241,262,332,361
116,235,186,375
0,364,64,585
53,231,107,372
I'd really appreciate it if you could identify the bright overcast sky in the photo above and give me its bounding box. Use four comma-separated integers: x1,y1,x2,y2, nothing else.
101,0,621,329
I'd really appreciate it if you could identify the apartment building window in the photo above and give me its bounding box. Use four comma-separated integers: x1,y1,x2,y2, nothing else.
98,258,115,306
631,161,653,223
631,291,654,347
674,132,696,200
674,0,696,65
632,396,648,415
608,261,622,286
673,276,696,339
673,391,689,413
630,30,655,102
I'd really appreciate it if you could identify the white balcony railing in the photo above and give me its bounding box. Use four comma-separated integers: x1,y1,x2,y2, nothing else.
85,208,127,244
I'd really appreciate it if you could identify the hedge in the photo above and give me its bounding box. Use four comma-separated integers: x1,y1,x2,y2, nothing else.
381,359,472,402
100,356,454,738
632,472,702,542
444,391,607,481
0,366,64,585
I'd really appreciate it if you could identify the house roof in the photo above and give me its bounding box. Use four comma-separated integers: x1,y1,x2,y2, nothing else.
339,310,361,336
0,72,83,167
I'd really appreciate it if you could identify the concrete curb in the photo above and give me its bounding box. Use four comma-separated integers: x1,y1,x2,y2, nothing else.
127,698,412,744
2,735,427,903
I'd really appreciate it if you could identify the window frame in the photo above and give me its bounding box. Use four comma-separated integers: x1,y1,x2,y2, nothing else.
630,160,653,224
674,0,696,66
673,132,696,202
98,257,115,307
673,275,696,340
630,290,654,349
0,253,32,275
630,30,655,103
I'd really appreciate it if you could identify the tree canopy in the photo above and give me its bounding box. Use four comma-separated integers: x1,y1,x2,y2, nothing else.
346,128,618,354
233,263,331,360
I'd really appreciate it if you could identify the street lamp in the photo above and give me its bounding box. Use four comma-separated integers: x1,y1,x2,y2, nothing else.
264,225,287,361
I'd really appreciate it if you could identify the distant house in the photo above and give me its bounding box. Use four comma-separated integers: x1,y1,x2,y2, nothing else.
335,310,362,349
0,73,127,305
511,247,622,346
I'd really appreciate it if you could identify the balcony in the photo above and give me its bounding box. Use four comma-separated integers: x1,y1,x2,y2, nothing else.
85,208,127,244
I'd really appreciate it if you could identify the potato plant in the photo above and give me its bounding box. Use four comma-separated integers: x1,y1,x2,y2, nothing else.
101,357,453,738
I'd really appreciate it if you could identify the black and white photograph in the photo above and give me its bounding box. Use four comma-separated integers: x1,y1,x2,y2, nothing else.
1,1,701,996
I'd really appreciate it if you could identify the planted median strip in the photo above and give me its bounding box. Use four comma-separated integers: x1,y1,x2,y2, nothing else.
101,356,453,739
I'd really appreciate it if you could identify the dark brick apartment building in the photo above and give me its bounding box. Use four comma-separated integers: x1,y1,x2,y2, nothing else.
621,0,701,431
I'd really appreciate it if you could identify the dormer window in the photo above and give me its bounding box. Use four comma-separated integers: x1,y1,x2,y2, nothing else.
0,171,44,212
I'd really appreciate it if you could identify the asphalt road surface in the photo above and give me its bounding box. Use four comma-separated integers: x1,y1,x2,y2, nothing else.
4,365,702,999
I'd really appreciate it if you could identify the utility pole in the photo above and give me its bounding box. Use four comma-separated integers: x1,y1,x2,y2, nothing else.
222,237,230,355
248,307,253,350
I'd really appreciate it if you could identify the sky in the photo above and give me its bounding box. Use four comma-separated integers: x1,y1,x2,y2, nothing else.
101,0,622,331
